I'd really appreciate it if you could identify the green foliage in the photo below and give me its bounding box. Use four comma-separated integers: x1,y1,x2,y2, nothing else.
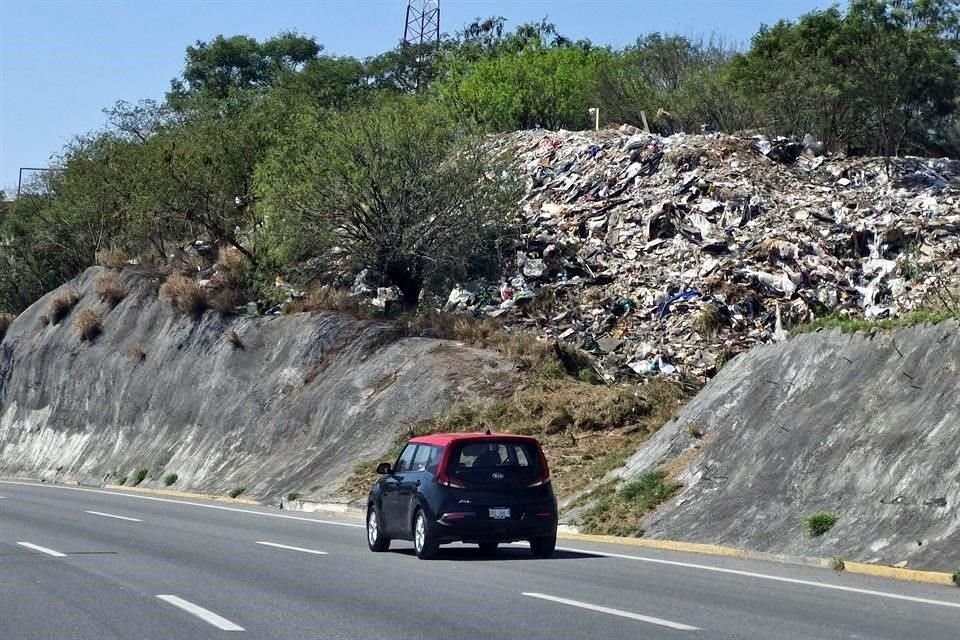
791,310,956,335
229,486,246,499
805,511,838,537
163,473,178,487
116,476,127,486
168,32,322,106
728,1,960,155
438,44,605,131
255,97,520,306
831,556,846,571
131,468,149,487
619,470,683,512
286,492,301,502
953,568,960,586
598,34,752,134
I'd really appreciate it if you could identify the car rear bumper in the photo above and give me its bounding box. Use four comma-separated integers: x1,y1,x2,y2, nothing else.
434,513,557,543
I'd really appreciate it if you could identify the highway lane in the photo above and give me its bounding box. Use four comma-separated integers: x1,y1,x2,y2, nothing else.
2,480,959,639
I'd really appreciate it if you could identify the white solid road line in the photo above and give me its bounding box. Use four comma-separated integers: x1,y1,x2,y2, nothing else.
84,510,142,522
523,592,700,631
255,541,329,555
555,546,960,610
17,542,66,557
0,480,364,529
156,595,245,631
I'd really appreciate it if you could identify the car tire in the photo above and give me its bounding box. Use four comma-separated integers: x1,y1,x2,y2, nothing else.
477,541,499,556
529,533,556,559
413,508,439,560
367,505,391,552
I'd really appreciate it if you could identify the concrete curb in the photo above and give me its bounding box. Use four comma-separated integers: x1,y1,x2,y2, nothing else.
555,531,957,587
100,483,261,506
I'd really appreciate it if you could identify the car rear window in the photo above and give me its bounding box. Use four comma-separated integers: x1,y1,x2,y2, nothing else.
447,440,542,486
455,442,534,468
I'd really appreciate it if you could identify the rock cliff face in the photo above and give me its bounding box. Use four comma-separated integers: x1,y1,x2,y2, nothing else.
604,322,960,570
0,268,514,501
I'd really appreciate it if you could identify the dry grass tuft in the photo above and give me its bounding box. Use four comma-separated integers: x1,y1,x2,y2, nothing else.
695,303,721,339
73,307,102,341
95,247,129,268
95,271,127,308
160,273,206,316
225,328,243,349
204,249,249,314
48,289,80,324
0,313,14,341
284,285,366,316
129,343,146,362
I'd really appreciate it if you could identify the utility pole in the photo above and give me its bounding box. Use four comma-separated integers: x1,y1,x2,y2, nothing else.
402,0,440,91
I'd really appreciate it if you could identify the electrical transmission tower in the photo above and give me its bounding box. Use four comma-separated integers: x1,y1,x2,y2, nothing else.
402,0,440,90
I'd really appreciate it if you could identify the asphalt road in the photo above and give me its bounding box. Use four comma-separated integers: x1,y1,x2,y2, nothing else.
1,480,958,640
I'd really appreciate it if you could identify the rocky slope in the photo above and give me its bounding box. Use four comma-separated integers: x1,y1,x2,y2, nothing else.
0,267,514,501
582,320,960,571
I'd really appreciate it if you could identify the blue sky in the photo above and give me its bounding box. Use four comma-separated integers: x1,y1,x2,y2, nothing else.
0,0,835,194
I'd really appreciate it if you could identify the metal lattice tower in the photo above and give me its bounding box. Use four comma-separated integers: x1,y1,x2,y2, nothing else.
403,0,440,48
403,0,440,90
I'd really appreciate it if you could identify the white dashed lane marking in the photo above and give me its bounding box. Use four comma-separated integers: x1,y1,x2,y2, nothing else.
255,541,328,555
84,510,142,522
522,592,700,631
17,542,66,557
156,595,244,631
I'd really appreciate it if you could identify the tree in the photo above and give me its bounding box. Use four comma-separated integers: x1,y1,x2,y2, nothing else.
728,1,959,155
438,44,605,131
255,98,520,306
168,33,322,107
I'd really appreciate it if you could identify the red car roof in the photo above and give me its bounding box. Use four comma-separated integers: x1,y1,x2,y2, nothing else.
408,432,540,447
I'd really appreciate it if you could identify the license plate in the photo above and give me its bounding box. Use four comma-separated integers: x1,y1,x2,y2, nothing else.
489,508,511,520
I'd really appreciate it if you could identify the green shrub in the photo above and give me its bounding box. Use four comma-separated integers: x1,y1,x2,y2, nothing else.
131,468,149,487
952,569,959,587
830,556,845,572
116,475,127,486
287,492,301,502
805,511,838,537
229,486,246,499
619,469,682,513
163,473,178,487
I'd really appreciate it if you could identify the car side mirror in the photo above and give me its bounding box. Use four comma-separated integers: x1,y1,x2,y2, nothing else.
376,462,392,475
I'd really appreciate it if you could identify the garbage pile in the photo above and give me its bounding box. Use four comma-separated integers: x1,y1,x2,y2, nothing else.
445,127,960,381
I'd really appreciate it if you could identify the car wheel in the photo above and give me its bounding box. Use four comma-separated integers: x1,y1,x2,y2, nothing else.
367,506,390,552
477,541,498,556
413,509,439,560
529,533,556,558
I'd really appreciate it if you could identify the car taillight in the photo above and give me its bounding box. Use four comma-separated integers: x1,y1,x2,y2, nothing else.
529,448,551,487
436,467,466,488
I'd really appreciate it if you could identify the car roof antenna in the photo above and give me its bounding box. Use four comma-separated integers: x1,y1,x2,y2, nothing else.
485,429,491,435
